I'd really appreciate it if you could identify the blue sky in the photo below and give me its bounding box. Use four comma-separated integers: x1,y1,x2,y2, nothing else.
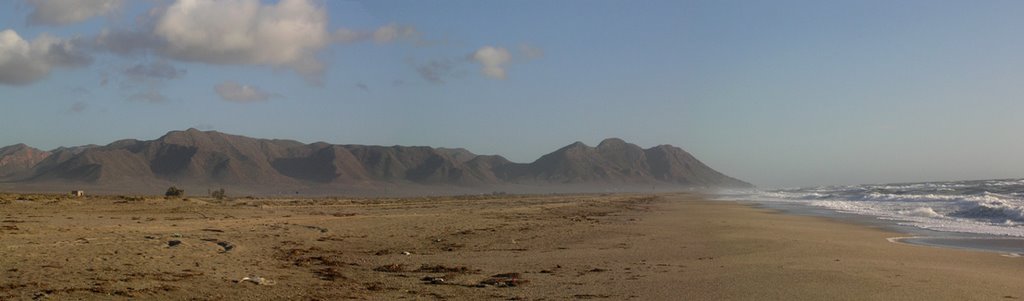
1,0,1023,188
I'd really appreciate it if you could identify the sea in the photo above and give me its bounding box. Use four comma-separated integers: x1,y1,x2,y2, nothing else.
717,178,1024,254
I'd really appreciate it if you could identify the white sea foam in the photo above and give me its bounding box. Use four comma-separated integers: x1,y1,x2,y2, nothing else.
902,207,941,218
728,179,1024,237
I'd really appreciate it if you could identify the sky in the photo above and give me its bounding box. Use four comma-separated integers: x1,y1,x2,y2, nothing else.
1,0,1023,188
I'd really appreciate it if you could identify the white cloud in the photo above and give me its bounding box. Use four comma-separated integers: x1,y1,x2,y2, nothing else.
332,23,419,44
215,81,277,103
85,1,422,84
0,29,91,85
119,61,185,103
26,0,123,26
470,46,511,80
154,0,330,83
373,23,418,43
123,61,186,80
94,29,165,57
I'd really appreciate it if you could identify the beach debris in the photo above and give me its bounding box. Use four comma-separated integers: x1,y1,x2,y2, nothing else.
239,276,275,286
539,264,563,273
421,276,446,285
200,238,235,252
479,272,528,287
167,240,182,247
201,228,225,233
315,267,346,281
217,241,235,252
414,264,476,274
401,251,411,255
171,233,182,238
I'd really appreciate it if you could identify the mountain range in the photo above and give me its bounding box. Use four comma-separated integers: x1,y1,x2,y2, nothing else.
0,129,752,195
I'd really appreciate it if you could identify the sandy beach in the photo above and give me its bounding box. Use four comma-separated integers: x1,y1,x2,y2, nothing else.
1,193,1022,300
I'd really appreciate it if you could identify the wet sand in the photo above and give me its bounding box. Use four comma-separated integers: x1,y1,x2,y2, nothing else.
1,193,1022,300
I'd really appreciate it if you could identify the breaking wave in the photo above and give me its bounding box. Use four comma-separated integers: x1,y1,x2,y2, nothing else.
726,178,1024,237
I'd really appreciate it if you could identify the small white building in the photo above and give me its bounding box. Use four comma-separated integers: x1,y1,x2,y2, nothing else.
70,190,84,197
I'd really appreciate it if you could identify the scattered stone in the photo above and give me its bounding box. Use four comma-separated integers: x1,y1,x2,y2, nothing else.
239,276,274,285
216,241,235,252
421,276,446,285
480,273,528,287
168,240,182,247
414,264,475,274
315,267,346,281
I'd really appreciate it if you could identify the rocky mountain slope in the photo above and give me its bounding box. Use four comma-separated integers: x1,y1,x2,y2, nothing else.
0,129,752,194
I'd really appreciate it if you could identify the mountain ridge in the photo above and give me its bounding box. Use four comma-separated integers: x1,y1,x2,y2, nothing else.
0,129,752,195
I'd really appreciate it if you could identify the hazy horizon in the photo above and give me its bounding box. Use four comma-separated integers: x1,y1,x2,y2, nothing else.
3,0,1023,188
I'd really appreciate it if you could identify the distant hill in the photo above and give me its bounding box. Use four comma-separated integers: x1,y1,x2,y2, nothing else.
0,144,50,179
0,129,752,195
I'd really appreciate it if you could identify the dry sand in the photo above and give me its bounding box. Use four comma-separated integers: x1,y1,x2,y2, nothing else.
1,193,1022,300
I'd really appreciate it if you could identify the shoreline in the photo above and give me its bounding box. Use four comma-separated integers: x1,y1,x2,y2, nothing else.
658,196,1024,300
1,193,1023,299
731,197,1024,256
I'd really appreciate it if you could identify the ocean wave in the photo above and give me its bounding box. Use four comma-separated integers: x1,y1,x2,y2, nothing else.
901,207,942,218
950,200,1024,223
855,192,1017,204
735,178,1024,237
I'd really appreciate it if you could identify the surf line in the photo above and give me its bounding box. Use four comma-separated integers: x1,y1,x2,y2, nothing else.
885,236,914,244
886,236,1023,258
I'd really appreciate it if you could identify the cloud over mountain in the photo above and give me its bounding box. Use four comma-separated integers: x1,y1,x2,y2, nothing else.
471,46,512,80
6,1,540,89
0,29,91,85
153,0,331,83
215,81,277,102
